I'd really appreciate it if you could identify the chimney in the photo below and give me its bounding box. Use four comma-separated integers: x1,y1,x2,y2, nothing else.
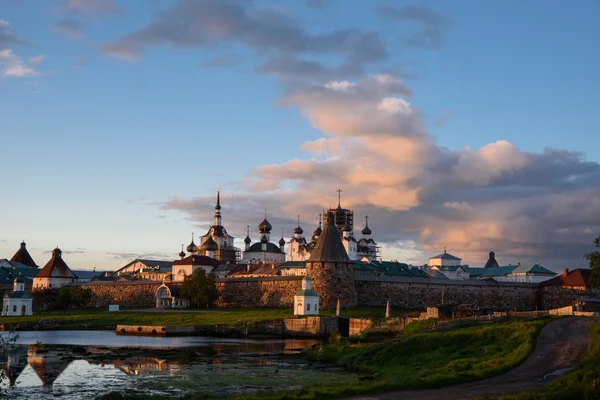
563,268,569,278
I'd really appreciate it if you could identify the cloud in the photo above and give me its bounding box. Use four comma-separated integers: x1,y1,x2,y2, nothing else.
58,0,119,15
376,4,452,49
52,18,86,39
100,0,387,71
0,19,30,48
0,49,42,78
157,71,600,269
43,249,86,255
107,251,181,261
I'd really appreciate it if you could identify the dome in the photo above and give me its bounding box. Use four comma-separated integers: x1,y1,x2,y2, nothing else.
200,237,218,251
260,235,269,243
293,226,303,235
258,218,272,233
52,247,62,258
244,235,252,244
186,240,197,253
313,226,322,236
15,274,26,283
362,225,372,235
178,250,186,258
279,237,286,246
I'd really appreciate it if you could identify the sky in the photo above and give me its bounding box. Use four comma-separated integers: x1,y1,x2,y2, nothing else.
1,0,600,272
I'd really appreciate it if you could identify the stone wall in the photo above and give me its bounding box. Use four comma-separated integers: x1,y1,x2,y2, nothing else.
355,276,540,311
539,286,588,310
77,281,161,308
215,276,303,307
306,261,358,309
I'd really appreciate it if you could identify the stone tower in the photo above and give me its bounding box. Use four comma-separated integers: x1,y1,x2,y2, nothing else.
306,212,358,309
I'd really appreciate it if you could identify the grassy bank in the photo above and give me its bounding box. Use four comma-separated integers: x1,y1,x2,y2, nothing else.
99,318,548,400
489,320,600,400
0,306,410,330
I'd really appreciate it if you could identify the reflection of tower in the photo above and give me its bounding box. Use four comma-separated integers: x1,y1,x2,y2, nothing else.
1,344,28,387
27,345,71,386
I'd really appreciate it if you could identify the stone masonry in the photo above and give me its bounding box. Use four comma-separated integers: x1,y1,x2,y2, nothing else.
78,281,161,308
306,261,358,309
215,276,303,308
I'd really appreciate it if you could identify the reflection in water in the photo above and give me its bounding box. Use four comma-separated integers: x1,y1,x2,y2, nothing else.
0,331,346,400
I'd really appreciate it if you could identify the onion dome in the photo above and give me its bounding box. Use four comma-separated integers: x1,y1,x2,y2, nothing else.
293,225,303,235
362,225,372,235
279,237,286,246
186,240,197,253
178,250,186,258
15,273,26,283
200,236,218,252
313,226,322,236
258,218,272,233
261,235,269,243
244,235,252,244
52,247,62,258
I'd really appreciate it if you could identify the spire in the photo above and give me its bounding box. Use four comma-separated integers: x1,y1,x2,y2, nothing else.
337,188,342,208
215,190,221,211
294,214,304,235
362,215,372,236
213,190,222,226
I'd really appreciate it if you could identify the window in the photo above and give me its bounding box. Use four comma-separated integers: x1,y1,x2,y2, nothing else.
12,305,16,312
307,303,311,311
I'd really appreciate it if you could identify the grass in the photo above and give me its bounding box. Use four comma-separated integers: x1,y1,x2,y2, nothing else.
488,320,600,400
98,318,548,400
0,306,412,330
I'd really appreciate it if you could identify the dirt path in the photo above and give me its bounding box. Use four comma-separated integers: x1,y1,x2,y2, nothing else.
346,317,594,400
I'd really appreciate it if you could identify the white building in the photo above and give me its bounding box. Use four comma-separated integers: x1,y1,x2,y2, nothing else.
294,276,320,316
170,254,220,282
2,275,33,316
428,250,470,280
33,248,78,290
242,214,286,264
155,284,189,308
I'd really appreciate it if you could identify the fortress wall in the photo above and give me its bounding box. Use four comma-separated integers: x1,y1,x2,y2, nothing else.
78,281,161,308
355,277,540,311
215,276,304,308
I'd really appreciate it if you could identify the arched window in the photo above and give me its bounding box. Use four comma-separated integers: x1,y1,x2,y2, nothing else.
12,305,17,312
307,303,311,311
21,305,26,316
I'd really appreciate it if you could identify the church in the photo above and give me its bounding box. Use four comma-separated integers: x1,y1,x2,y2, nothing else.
286,191,380,263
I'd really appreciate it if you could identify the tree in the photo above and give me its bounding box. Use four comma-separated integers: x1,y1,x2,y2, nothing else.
56,286,92,310
585,235,600,288
180,268,218,308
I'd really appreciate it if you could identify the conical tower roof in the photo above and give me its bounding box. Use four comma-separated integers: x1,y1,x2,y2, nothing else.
307,212,350,263
10,241,38,268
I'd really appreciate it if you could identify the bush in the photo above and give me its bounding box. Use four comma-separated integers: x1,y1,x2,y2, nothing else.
56,286,92,310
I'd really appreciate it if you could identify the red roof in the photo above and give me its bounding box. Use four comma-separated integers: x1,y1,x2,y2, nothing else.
36,249,78,279
540,268,591,287
172,255,220,267
10,242,38,268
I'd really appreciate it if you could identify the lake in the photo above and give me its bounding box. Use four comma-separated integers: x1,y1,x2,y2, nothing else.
0,331,354,399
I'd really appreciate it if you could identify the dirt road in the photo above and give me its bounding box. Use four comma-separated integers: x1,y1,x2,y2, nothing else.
346,317,593,400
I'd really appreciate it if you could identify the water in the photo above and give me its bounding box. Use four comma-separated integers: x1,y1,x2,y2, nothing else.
0,331,353,399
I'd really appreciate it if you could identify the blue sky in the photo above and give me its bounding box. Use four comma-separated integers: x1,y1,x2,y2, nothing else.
1,0,599,271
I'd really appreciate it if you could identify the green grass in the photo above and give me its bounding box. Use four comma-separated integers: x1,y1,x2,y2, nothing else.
0,306,412,330
99,318,547,400
489,320,600,400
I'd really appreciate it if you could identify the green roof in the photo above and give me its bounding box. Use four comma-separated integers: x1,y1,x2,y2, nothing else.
295,289,319,297
512,263,556,275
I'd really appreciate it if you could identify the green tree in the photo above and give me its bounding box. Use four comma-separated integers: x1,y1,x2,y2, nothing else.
585,235,600,288
56,286,92,310
180,268,218,308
